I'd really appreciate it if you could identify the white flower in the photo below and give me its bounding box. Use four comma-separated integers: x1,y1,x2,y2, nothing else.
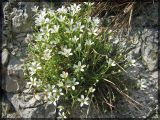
60,71,68,79
68,19,74,25
58,46,73,57
73,61,86,72
71,36,79,43
71,78,79,90
89,87,95,93
48,9,55,16
47,91,59,105
57,88,64,96
57,6,67,13
31,6,39,12
58,106,64,112
66,78,79,90
92,17,100,26
45,84,57,93
76,22,85,32
28,61,42,75
89,27,98,36
66,26,76,33
71,3,81,11
35,9,46,26
58,15,66,22
27,77,38,87
57,81,64,87
41,48,52,60
85,39,94,46
39,25,50,37
108,58,116,66
58,111,67,119
49,25,59,33
68,3,81,16
78,95,89,107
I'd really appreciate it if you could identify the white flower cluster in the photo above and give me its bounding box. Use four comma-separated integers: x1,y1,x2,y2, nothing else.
28,2,100,109
26,3,111,119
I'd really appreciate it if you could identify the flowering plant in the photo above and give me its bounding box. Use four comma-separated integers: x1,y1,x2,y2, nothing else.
24,2,138,118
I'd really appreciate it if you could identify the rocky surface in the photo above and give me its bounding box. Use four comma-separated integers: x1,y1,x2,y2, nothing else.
1,1,158,119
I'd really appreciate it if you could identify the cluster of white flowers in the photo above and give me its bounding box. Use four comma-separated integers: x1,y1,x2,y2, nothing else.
27,3,124,119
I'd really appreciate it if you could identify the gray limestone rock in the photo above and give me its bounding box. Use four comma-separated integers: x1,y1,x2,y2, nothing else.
2,48,9,66
2,75,20,93
4,55,26,93
7,93,56,118
7,55,24,79
141,29,158,71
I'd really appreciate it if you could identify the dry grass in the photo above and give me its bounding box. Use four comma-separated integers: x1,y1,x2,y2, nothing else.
68,0,156,30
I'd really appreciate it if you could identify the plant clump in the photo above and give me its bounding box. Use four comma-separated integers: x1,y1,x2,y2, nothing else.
24,2,137,119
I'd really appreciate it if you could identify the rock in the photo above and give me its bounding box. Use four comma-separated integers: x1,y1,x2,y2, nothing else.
2,94,15,117
11,8,28,28
44,103,56,118
6,112,21,118
4,55,26,93
141,29,158,71
20,103,55,118
150,71,158,79
7,93,56,118
132,4,158,27
2,48,9,66
15,33,27,43
11,6,32,33
7,93,44,110
15,33,26,38
7,55,24,79
2,75,20,93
